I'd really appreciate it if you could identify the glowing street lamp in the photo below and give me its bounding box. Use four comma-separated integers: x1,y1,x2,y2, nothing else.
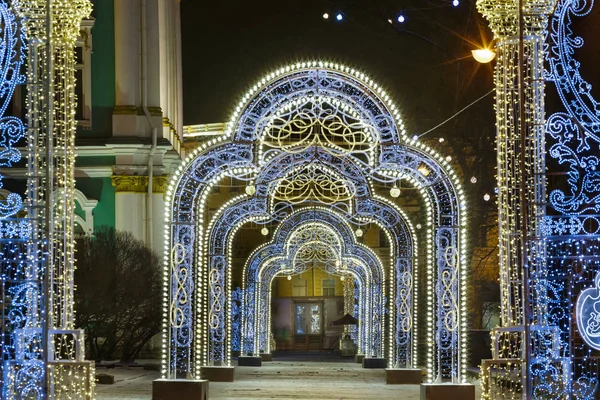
471,48,496,63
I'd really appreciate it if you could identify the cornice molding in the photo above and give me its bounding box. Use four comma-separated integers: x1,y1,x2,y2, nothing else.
111,175,169,193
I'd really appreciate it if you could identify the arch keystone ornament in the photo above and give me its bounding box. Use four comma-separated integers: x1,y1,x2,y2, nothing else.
156,61,471,398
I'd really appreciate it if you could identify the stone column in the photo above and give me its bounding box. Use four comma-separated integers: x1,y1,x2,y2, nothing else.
112,175,169,252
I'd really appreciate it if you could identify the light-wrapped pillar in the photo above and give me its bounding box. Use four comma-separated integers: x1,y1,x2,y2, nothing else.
5,0,94,398
476,0,563,398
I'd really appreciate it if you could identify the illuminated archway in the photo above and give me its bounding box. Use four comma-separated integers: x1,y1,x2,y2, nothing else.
164,62,468,383
241,209,385,359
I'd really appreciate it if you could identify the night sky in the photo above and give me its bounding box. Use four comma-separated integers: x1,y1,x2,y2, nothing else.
180,0,599,130
180,0,497,134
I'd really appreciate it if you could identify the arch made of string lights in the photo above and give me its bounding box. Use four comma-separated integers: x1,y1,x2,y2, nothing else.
205,149,417,366
240,209,385,359
163,62,468,383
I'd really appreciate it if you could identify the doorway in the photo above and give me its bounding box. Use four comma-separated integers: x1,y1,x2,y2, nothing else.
293,301,323,350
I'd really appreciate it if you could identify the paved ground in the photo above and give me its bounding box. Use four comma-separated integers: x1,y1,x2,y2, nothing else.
95,355,483,400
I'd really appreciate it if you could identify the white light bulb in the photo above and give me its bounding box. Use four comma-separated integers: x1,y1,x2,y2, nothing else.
245,184,256,195
323,12,329,19
470,176,477,183
355,228,363,237
483,193,491,201
390,185,401,198
453,0,459,6
261,227,269,236
397,15,405,23
287,275,292,281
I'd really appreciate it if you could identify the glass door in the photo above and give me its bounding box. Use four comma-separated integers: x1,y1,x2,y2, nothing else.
294,301,323,350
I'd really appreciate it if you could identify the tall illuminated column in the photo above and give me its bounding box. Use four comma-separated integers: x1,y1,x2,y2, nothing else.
11,0,93,397
477,0,556,397
477,0,555,327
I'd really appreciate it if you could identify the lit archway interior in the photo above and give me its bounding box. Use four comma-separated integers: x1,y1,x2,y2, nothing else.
164,62,468,383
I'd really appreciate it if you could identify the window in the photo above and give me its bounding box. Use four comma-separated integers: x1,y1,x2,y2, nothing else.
75,19,94,128
292,277,307,297
322,279,335,296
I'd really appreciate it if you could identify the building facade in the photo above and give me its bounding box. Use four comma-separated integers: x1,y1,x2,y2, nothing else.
73,0,183,254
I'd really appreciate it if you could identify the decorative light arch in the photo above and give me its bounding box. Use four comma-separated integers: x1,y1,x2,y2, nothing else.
164,62,468,383
240,209,385,360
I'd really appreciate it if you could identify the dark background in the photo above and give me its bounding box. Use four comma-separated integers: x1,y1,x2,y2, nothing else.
180,0,496,133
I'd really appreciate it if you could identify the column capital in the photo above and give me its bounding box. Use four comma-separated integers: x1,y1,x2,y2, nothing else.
13,0,92,44
111,175,170,194
476,0,557,38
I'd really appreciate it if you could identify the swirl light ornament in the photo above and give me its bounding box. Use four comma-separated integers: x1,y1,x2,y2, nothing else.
273,165,356,205
577,271,600,351
0,2,26,220
163,62,467,384
542,0,600,398
261,97,377,157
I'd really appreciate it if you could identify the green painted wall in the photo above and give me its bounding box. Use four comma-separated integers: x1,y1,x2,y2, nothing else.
75,177,115,230
79,0,115,138
75,155,116,167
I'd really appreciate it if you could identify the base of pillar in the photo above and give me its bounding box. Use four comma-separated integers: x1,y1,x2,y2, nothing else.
420,383,475,400
152,379,208,400
355,354,365,364
362,357,387,369
238,356,262,367
386,368,422,384
201,366,235,382
260,353,273,362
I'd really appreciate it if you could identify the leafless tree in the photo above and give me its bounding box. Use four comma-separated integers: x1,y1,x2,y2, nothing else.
74,227,161,362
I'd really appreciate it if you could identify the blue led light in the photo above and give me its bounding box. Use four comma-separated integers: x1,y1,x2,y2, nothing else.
542,0,600,397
